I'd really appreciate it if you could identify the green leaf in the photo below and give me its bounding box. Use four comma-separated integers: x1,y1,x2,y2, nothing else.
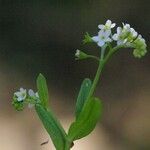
75,78,92,119
35,104,68,150
68,97,102,141
36,73,49,108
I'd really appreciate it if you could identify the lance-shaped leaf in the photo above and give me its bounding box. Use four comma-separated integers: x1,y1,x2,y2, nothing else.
35,104,68,150
75,78,92,119
36,73,49,109
68,97,102,141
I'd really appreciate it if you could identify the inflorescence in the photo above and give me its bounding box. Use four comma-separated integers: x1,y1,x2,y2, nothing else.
12,88,39,111
81,20,147,58
13,20,147,111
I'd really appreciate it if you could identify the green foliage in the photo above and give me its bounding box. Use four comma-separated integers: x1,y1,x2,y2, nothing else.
68,97,102,141
75,78,92,119
35,104,68,150
36,74,49,109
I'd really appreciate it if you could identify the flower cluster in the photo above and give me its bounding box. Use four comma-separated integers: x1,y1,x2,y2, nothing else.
12,88,39,111
112,23,138,46
92,20,116,47
83,20,147,58
133,35,147,58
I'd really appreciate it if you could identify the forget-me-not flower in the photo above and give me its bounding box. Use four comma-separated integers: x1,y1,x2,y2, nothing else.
14,88,27,102
98,20,116,31
92,30,112,47
92,19,115,47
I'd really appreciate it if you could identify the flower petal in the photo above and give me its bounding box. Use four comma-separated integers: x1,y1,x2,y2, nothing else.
99,30,111,38
28,89,35,97
117,40,124,46
98,24,104,29
111,23,116,28
97,40,105,47
106,20,111,26
35,92,39,98
106,37,112,42
117,27,122,34
17,97,24,102
92,36,99,42
14,91,21,97
112,34,118,40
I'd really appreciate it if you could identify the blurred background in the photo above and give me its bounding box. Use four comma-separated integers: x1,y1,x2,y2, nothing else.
0,0,150,150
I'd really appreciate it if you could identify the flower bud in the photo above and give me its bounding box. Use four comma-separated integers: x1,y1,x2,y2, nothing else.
75,50,89,60
12,97,24,111
12,88,39,110
133,35,147,58
83,32,93,44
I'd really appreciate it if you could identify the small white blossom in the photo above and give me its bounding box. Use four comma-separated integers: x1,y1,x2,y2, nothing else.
28,89,39,108
28,89,39,98
123,23,138,40
112,23,138,46
130,28,138,38
98,20,116,31
92,30,112,47
14,88,27,102
123,23,130,31
91,20,116,47
112,27,127,45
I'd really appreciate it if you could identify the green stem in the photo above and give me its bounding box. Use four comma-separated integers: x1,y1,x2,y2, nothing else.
103,45,124,64
87,55,100,62
64,45,124,150
64,140,73,150
64,143,70,150
87,45,122,99
87,59,104,99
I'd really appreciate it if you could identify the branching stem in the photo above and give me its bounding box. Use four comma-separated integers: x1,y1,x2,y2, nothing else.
87,45,123,99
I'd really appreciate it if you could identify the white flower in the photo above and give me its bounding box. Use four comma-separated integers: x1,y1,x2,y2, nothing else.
112,23,138,46
129,28,138,39
123,23,137,39
123,23,130,31
28,89,39,108
14,88,27,102
112,27,127,45
28,89,39,98
98,20,116,31
92,30,112,47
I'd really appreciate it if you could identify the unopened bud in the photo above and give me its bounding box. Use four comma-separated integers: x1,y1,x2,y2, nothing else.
75,50,89,60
